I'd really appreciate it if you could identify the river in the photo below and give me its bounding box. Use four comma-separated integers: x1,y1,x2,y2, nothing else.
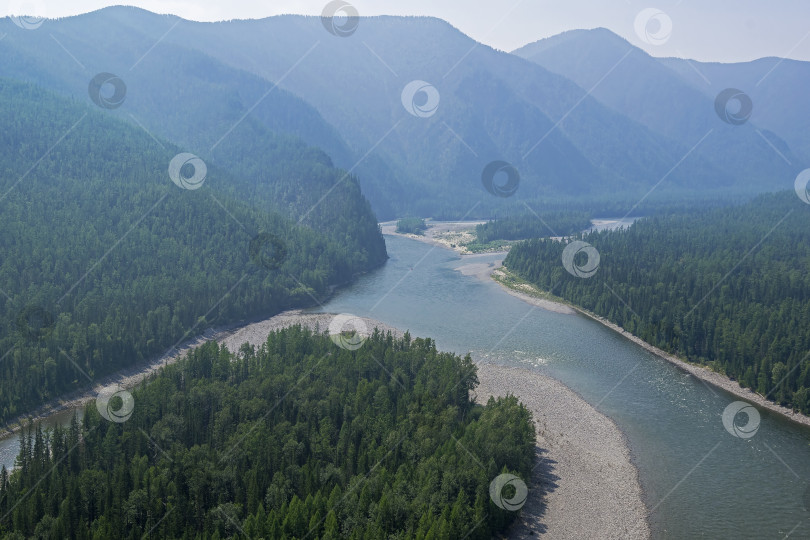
310,234,810,539
2,232,809,538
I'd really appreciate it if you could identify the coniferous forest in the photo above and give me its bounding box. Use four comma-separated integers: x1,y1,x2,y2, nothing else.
0,79,386,425
0,328,535,539
504,192,810,412
474,212,593,244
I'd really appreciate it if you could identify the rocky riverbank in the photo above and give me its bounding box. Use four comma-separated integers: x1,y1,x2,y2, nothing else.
490,266,810,429
475,362,650,539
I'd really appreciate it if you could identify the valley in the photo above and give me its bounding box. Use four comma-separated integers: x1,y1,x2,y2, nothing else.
1,4,809,538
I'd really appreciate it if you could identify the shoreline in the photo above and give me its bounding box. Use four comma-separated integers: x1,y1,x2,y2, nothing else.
386,222,810,429
0,298,652,537
0,310,403,436
475,363,650,539
380,220,494,255
491,266,810,430
221,310,648,537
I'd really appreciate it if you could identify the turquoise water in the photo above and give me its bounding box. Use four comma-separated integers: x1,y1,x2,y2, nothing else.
309,234,810,539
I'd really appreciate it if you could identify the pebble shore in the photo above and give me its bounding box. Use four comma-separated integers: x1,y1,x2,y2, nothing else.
223,310,651,538
475,363,650,539
0,246,653,538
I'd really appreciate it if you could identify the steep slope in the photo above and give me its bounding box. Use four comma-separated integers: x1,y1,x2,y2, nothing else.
174,13,747,213
662,56,810,161
0,79,385,423
1,8,768,218
513,29,800,189
0,11,405,218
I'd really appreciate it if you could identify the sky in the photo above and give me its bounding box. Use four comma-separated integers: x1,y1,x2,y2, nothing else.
4,0,810,62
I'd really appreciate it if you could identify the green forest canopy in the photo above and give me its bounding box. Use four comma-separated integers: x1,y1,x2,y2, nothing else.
0,79,386,425
0,327,536,539
504,191,810,412
395,218,427,235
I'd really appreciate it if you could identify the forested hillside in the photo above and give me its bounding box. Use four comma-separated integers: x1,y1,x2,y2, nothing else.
1,8,795,218
0,328,536,539
0,79,386,424
504,192,810,412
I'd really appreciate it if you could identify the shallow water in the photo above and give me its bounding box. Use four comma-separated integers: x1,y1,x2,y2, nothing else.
309,234,810,539
2,233,808,538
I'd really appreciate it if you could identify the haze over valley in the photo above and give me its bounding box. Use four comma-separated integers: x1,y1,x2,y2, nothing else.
0,3,809,538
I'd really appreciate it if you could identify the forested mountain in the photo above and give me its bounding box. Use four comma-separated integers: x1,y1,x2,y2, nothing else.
0,9,403,218
0,79,386,424
1,8,796,217
0,328,536,539
513,29,804,181
504,191,810,412
661,55,810,161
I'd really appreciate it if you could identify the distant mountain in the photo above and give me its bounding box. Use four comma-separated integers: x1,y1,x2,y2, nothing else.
170,13,763,214
513,29,802,193
2,8,789,218
3,9,805,217
0,9,404,218
661,56,810,161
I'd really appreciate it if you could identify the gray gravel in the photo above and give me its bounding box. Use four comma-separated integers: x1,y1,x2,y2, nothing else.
475,362,650,539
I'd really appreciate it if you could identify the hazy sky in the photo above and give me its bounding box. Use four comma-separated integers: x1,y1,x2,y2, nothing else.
5,0,810,62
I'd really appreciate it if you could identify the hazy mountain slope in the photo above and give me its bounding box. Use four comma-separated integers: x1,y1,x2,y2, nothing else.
661,56,810,161
0,78,385,423
31,7,757,216
0,11,404,218
2,8,799,217
172,13,750,212
512,29,799,189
